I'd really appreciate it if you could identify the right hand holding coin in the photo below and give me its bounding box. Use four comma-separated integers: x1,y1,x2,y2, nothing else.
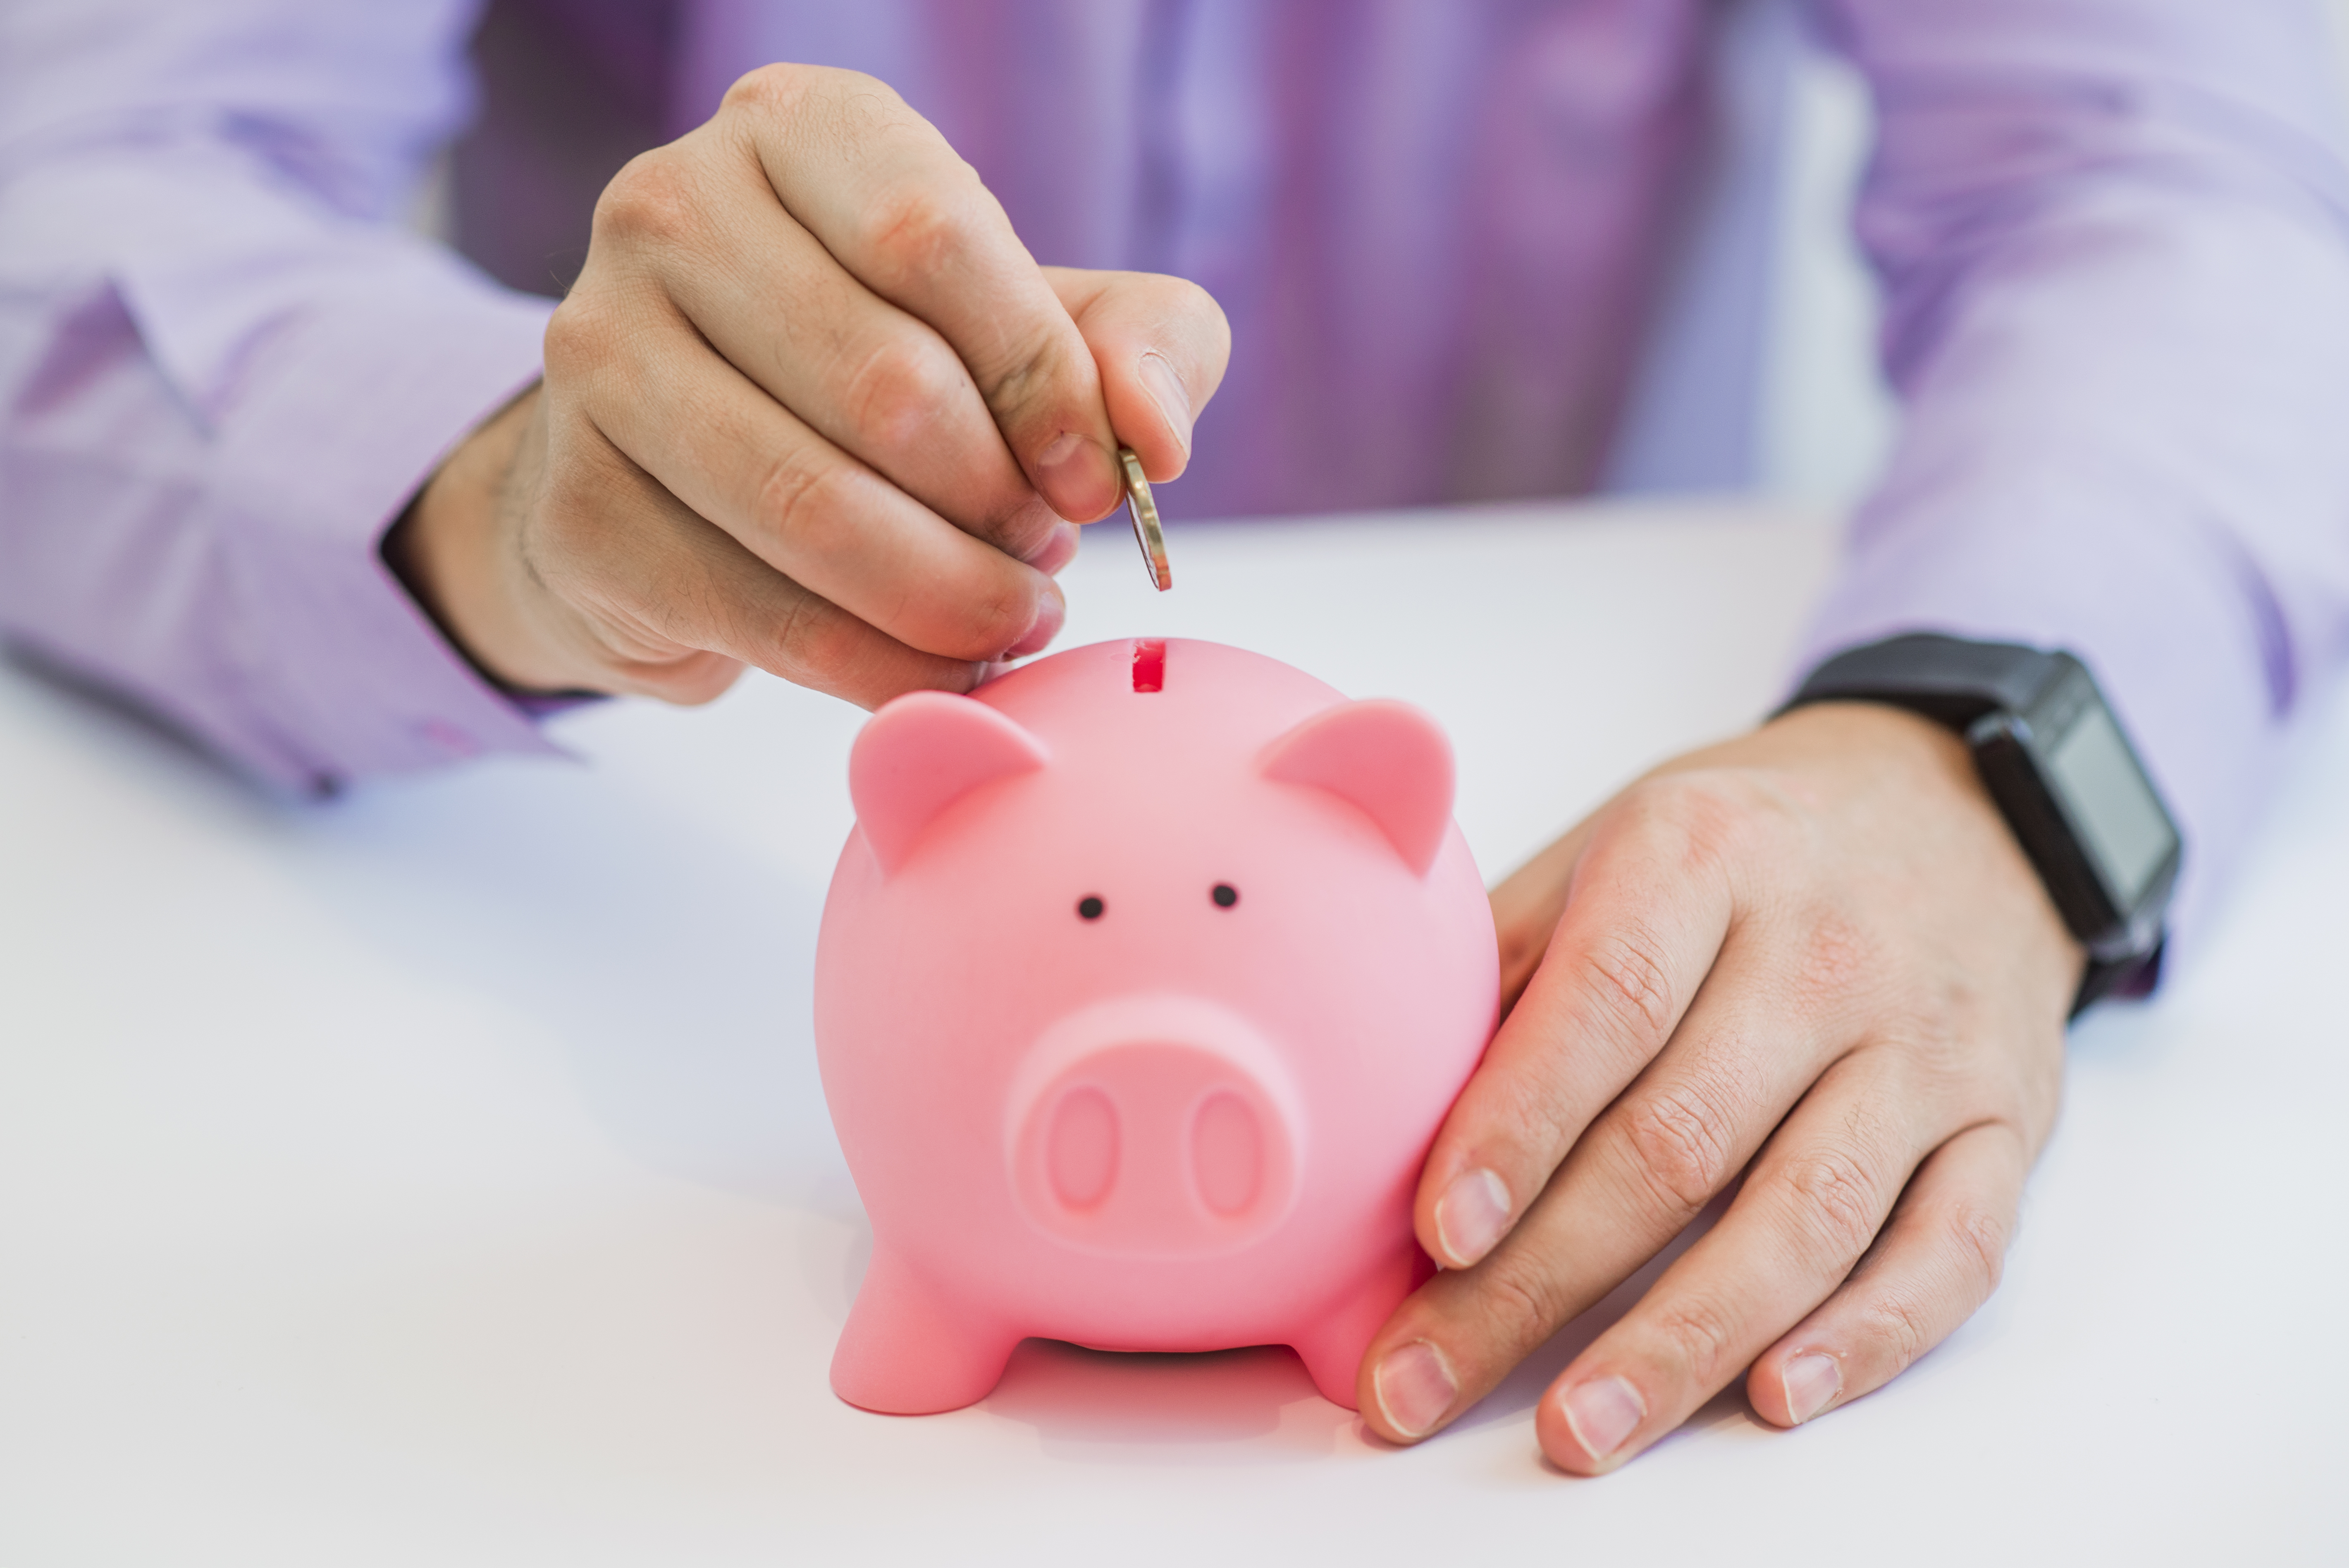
389,64,1229,707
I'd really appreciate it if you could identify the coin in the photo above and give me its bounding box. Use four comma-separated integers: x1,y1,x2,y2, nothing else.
1117,446,1172,592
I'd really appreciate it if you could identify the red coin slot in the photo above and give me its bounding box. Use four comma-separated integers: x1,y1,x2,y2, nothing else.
1132,638,1167,693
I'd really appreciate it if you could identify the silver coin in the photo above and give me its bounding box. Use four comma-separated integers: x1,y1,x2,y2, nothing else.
1117,446,1172,592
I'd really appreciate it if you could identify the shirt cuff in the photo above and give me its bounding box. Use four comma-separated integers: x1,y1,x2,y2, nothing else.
210,270,563,792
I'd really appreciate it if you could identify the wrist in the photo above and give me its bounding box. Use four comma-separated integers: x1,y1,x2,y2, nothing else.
1781,634,2178,1011
1758,701,2090,1000
383,383,575,695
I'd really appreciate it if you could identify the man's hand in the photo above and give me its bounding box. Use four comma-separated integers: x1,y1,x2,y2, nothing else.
1357,702,2084,1470
387,64,1229,706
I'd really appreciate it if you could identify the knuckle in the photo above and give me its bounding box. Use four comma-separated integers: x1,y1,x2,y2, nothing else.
744,453,1030,662
1576,921,1678,1045
1855,1284,1936,1375
1618,1084,1737,1218
977,337,1064,427
1476,1256,1571,1360
542,280,674,391
1647,1292,1740,1385
957,575,1036,658
1785,907,1876,1016
1873,996,1981,1098
1480,1062,1577,1174
856,180,983,294
765,591,864,686
1635,768,1802,890
750,452,851,555
1783,1146,1888,1260
1942,1196,2012,1296
540,297,607,380
841,334,967,451
723,62,893,123
592,151,699,248
720,61,809,115
1630,773,1745,871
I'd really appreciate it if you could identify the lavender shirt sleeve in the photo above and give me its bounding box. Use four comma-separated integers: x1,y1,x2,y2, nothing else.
1804,0,2349,959
0,0,559,793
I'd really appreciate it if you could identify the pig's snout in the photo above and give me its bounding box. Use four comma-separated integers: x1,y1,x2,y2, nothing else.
1026,1045,1283,1227
1007,997,1302,1256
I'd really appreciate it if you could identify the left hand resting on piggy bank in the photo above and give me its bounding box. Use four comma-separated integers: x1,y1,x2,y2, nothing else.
1358,699,2085,1472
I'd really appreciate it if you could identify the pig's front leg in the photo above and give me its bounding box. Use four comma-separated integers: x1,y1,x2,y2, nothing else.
830,1245,1021,1415
1291,1245,1430,1413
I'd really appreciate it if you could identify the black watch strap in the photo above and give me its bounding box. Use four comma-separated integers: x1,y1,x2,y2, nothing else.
1782,634,2182,1016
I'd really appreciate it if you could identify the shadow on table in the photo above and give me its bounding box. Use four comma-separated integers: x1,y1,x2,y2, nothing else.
984,1339,1344,1461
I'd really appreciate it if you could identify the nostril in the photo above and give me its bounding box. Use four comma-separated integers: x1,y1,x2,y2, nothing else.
1191,1091,1264,1215
1047,1087,1119,1209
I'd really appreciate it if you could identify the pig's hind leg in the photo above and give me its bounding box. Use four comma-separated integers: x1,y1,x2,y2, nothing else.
1290,1246,1433,1412
829,1244,1019,1415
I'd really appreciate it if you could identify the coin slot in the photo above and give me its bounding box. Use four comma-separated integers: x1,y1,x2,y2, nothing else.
1132,638,1167,693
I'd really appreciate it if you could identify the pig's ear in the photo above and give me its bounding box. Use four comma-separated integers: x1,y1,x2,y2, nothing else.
1259,699,1454,876
850,692,1049,874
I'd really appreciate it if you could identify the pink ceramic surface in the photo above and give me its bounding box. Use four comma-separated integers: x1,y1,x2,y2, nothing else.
814,638,1499,1415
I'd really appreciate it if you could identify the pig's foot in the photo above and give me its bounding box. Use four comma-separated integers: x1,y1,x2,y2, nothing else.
830,1246,1017,1415
1291,1247,1428,1412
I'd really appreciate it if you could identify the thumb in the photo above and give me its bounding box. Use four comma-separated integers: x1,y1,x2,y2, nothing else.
1043,266,1231,486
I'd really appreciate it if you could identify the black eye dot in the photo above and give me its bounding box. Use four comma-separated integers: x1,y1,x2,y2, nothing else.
1077,895,1105,921
1211,883,1239,908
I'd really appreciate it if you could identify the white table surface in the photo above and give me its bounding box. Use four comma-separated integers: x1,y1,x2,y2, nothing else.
3,499,2344,1566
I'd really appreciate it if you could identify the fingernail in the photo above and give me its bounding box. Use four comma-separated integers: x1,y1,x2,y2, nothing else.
1034,432,1117,520
1138,351,1192,458
1561,1375,1645,1463
1023,521,1081,576
1372,1340,1459,1439
1003,587,1064,659
1783,1353,1841,1425
1433,1167,1512,1267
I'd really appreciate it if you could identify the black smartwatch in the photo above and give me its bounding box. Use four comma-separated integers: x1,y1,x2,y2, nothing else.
1781,633,2181,1014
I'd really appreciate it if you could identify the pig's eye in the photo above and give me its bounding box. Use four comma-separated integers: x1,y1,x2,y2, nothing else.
1077,895,1105,920
1211,883,1240,908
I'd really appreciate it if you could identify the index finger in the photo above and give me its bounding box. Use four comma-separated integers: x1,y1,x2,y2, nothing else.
720,65,1127,524
1414,781,1740,1274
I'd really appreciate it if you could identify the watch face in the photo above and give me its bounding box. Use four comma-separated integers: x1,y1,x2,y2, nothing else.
1792,634,2182,971
2043,700,2176,908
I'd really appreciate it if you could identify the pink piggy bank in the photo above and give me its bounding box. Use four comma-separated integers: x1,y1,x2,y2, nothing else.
814,637,1498,1414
